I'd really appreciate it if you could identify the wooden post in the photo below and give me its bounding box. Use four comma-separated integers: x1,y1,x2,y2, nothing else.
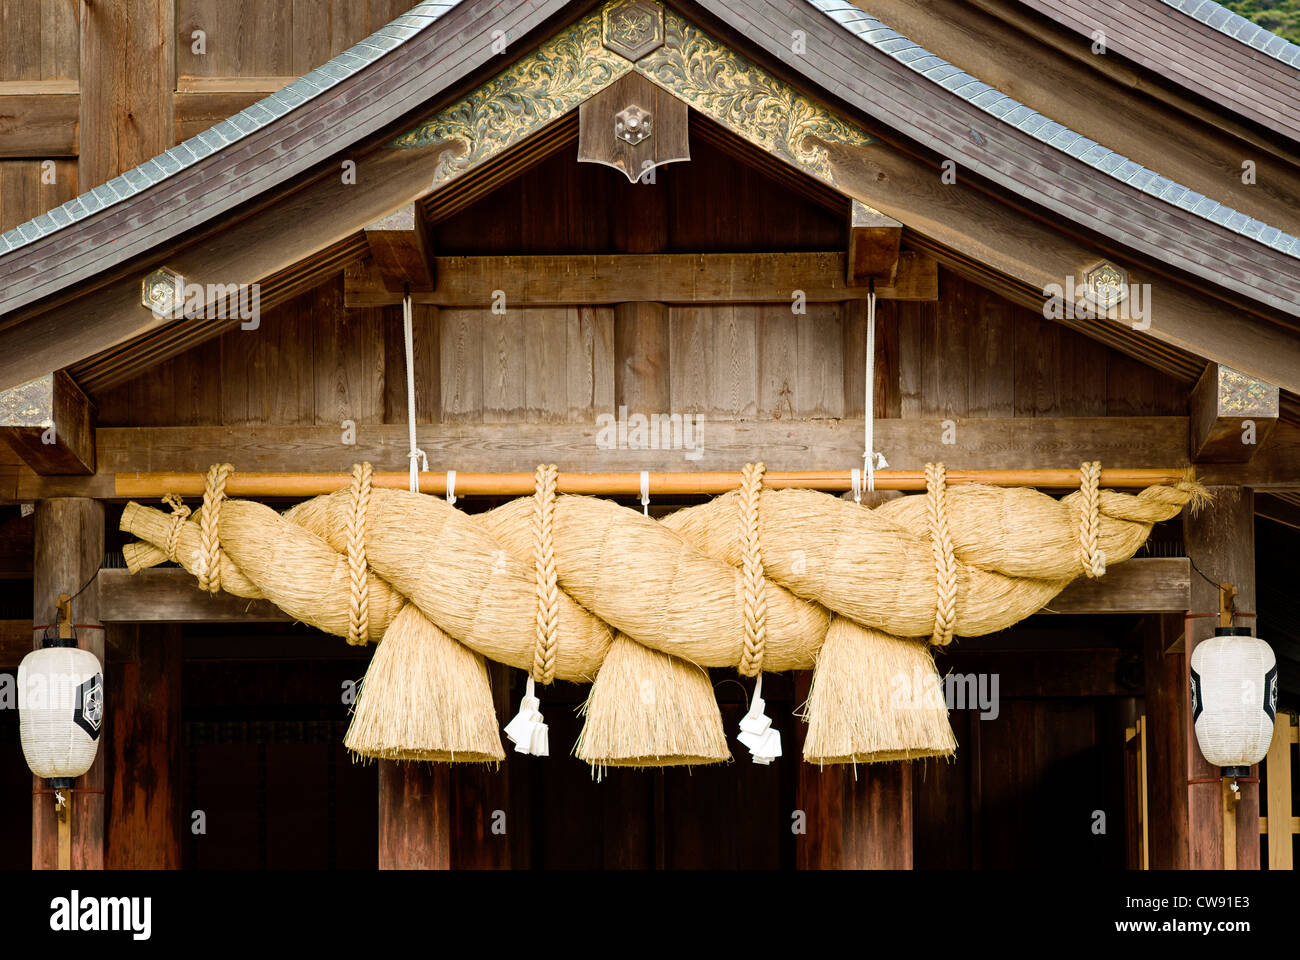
32,498,105,870
1184,486,1259,869
793,672,913,868
378,761,450,869
105,625,183,869
613,157,670,414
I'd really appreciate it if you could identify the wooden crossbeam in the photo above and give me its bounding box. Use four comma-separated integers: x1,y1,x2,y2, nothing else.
344,251,939,308
0,417,1211,501
0,370,95,475
1189,363,1279,463
96,558,1190,624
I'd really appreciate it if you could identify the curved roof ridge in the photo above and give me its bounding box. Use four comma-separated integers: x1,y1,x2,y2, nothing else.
0,1,462,259
1160,0,1300,67
807,0,1299,261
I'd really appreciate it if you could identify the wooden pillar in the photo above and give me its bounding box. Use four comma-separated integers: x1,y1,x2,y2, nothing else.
378,761,450,869
793,672,913,868
105,625,182,869
32,498,105,870
1149,486,1260,869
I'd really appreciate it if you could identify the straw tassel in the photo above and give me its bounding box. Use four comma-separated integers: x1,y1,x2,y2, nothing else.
506,464,559,757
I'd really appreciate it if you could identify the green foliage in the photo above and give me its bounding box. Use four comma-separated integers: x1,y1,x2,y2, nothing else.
1220,0,1300,44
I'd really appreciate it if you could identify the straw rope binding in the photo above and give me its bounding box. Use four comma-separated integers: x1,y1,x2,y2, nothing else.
119,460,1206,768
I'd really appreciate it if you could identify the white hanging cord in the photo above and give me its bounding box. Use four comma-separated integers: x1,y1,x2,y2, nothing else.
640,470,651,516
446,469,457,507
402,289,428,494
851,467,863,505
863,285,888,491
737,674,782,765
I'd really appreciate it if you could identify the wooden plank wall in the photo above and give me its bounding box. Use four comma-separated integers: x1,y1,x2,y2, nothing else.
0,0,421,233
94,143,1186,428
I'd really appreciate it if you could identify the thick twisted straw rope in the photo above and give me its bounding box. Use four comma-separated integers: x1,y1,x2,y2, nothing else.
532,463,560,684
738,462,768,678
120,462,1205,681
346,462,373,646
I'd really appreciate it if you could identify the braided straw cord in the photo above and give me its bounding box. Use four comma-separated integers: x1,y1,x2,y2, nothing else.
738,462,769,677
161,493,191,562
345,462,373,646
197,463,233,594
531,463,560,684
925,462,958,646
1078,460,1107,579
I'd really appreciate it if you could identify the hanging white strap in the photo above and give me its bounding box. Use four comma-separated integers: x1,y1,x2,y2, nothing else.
402,290,428,494
851,467,862,505
737,674,782,765
863,288,888,491
640,470,650,516
503,676,549,757
446,469,457,506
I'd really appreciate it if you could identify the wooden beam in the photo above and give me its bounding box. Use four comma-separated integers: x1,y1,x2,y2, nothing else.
1190,363,1279,463
1265,715,1295,870
0,89,80,157
97,558,1191,624
1184,486,1259,869
1044,558,1190,614
363,204,434,293
0,371,95,475
344,251,940,308
847,200,903,285
0,417,1206,501
32,498,105,870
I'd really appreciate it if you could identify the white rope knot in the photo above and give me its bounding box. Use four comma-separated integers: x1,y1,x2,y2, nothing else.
640,470,650,516
406,448,428,493
504,676,550,757
445,469,457,506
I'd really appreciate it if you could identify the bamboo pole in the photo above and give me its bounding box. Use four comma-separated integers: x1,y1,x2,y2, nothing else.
114,467,1191,499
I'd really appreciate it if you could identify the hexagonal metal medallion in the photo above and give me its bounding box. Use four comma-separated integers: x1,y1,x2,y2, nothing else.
1085,260,1127,310
142,267,185,318
615,104,652,144
602,0,664,61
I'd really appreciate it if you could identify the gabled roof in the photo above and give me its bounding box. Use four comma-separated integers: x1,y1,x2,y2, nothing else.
1014,0,1300,144
0,0,1298,395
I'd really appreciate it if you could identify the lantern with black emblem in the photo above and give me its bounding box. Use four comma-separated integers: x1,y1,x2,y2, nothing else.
18,623,104,789
1190,626,1277,782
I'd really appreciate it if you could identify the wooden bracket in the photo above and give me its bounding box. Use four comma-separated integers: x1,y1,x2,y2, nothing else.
363,203,435,293
1218,581,1237,628
0,370,95,475
847,199,903,286
1190,363,1278,463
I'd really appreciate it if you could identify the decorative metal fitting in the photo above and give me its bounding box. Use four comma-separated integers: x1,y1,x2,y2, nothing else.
141,267,185,318
601,0,665,61
1085,260,1127,310
615,104,652,145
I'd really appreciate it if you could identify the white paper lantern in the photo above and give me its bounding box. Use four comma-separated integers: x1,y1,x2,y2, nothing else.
18,642,104,786
1190,627,1277,778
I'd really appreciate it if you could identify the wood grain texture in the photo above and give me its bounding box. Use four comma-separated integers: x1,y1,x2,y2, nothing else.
0,90,78,156
0,369,95,474
78,0,172,190
104,624,182,869
378,760,450,869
